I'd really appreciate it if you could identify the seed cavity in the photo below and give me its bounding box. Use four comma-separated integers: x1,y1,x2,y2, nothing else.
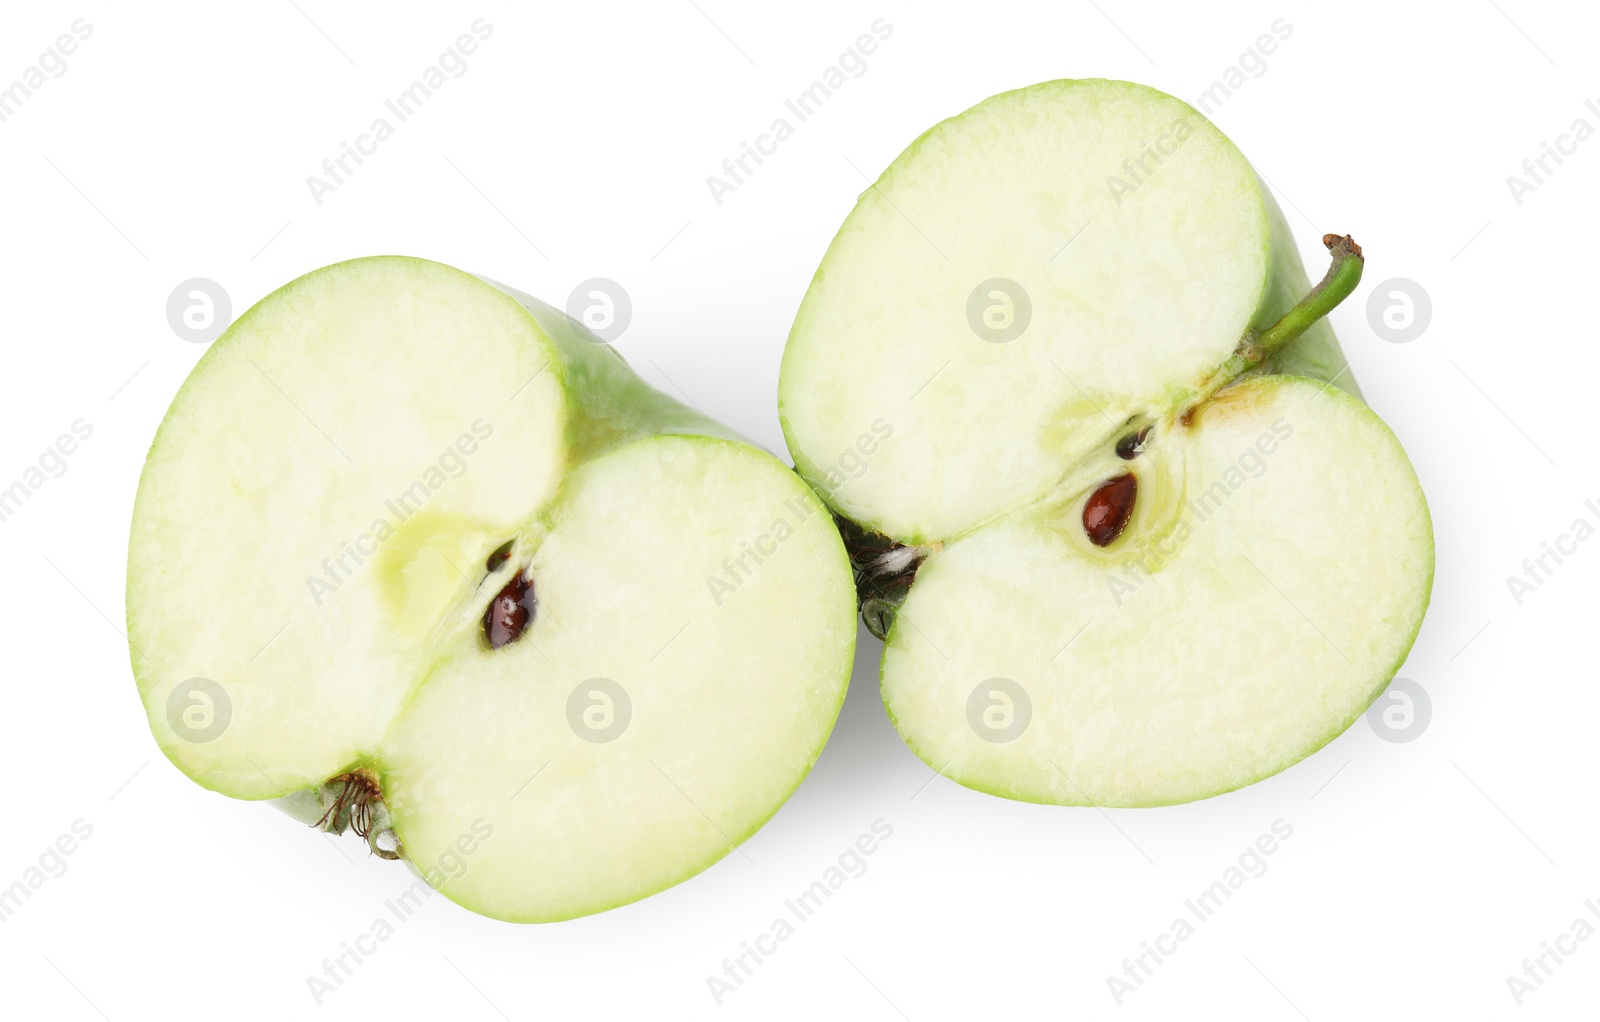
486,540,513,573
1083,473,1137,547
484,573,537,648
1115,427,1151,460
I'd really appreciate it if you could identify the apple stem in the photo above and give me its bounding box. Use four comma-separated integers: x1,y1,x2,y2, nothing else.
1207,234,1364,390
1257,234,1364,357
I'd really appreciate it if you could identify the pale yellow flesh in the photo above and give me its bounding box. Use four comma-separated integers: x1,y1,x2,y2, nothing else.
128,257,857,921
881,378,1433,807
780,79,1272,543
781,78,1431,807
128,258,566,798
381,437,855,921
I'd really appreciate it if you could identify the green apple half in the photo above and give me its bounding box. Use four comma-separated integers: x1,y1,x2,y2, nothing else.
128,257,856,921
779,79,1433,806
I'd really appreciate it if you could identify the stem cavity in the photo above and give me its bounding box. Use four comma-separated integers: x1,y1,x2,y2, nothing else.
1257,234,1364,357
1192,233,1365,416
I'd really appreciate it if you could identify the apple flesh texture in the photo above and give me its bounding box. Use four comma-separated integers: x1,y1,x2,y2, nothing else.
883,378,1431,806
778,80,1433,806
781,79,1361,544
127,257,856,920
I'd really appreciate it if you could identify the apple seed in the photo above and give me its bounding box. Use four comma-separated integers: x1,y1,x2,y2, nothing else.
484,572,537,648
1115,427,1151,460
1083,473,1137,547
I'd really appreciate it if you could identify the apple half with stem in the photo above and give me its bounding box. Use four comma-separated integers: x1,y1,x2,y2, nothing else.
779,79,1433,806
127,257,856,921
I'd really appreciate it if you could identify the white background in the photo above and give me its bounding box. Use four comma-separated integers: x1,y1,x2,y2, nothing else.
0,1,1594,1018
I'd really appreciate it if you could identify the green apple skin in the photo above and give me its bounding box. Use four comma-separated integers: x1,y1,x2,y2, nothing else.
880,379,1433,808
1255,193,1360,397
130,258,738,802
128,257,858,921
777,79,1433,808
487,276,748,458
779,80,1362,547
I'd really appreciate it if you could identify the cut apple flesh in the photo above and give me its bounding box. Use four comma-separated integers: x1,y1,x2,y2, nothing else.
382,436,854,920
782,79,1353,544
128,257,855,920
779,79,1433,805
882,378,1432,806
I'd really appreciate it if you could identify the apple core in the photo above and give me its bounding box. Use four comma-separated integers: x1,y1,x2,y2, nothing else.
128,257,859,920
779,79,1434,806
